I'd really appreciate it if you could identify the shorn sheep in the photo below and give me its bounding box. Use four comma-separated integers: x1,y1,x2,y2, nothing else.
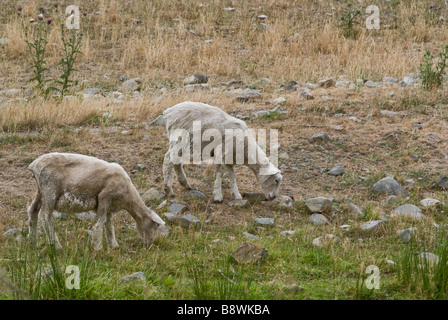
27,153,165,250
162,101,283,202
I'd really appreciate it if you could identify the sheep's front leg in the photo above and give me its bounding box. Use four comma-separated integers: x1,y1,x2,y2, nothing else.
174,164,192,191
226,165,242,200
92,196,110,251
105,213,119,249
41,201,62,250
213,165,225,203
163,150,175,197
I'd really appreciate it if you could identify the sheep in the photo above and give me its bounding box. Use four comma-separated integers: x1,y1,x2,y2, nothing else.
162,101,282,202
27,153,165,251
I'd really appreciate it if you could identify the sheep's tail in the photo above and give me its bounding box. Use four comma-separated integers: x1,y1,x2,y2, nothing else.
27,189,42,217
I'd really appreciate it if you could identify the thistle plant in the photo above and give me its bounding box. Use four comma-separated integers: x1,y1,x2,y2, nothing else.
21,10,53,96
339,6,361,39
53,22,83,97
419,45,448,89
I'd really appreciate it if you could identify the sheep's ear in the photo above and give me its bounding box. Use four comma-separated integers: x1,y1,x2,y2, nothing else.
150,210,165,225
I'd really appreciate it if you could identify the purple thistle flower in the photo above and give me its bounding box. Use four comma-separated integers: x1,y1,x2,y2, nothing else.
17,7,22,12
47,19,52,25
54,3,58,8
430,4,434,8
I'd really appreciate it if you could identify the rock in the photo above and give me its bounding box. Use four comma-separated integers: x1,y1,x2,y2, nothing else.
382,77,398,83
83,88,102,96
119,79,141,93
150,115,165,126
179,214,201,228
384,195,398,205
230,242,268,264
188,190,207,199
53,211,69,219
420,198,441,208
254,217,275,227
312,234,339,247
311,132,330,142
397,227,417,243
319,78,336,88
227,199,248,207
252,110,270,117
380,110,398,116
0,38,10,45
283,81,298,91
364,81,383,88
243,232,260,241
76,211,96,220
372,176,404,196
119,271,146,282
305,83,318,89
136,163,146,171
280,230,296,237
121,130,130,135
361,220,384,231
142,188,165,202
340,224,351,231
2,228,19,238
169,203,187,215
418,252,440,265
391,204,424,219
348,203,364,217
330,125,344,131
278,151,289,160
269,195,293,211
437,177,448,189
236,91,261,102
185,84,210,92
183,73,208,85
272,97,286,105
308,213,329,226
305,197,333,214
300,91,314,100
227,80,246,88
336,81,350,87
327,166,344,176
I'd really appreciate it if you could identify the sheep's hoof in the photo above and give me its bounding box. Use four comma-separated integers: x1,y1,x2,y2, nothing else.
214,199,223,204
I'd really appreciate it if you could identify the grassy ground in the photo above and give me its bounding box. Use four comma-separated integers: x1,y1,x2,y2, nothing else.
1,0,448,300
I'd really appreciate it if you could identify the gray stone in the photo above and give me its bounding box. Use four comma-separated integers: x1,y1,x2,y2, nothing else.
83,88,102,96
364,81,383,88
418,252,440,265
269,195,293,211
119,79,141,93
119,271,146,282
319,78,336,88
311,132,330,142
312,234,339,247
308,213,329,226
391,204,424,219
305,83,318,89
327,166,344,176
243,232,260,241
252,110,270,117
384,195,398,205
184,73,208,85
236,90,261,102
227,199,249,207
230,242,267,264
272,97,286,105
336,81,350,87
305,197,333,214
348,203,364,217
254,217,275,227
420,198,441,208
2,228,19,238
185,84,210,92
76,211,96,220
361,220,384,231
397,227,417,243
330,125,344,131
150,115,165,126
380,110,398,116
142,188,165,202
300,91,314,100
189,190,207,199
0,38,10,45
437,177,448,189
179,214,201,228
382,77,398,83
280,230,296,237
53,211,69,219
169,203,187,215
372,176,404,196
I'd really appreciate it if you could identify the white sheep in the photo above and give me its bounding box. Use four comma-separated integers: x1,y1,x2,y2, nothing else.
27,153,165,251
162,101,282,202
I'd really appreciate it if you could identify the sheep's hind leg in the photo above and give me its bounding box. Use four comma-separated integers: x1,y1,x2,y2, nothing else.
92,193,110,251
163,150,175,197
174,164,192,191
226,165,242,200
27,190,41,245
105,212,119,249
213,165,225,203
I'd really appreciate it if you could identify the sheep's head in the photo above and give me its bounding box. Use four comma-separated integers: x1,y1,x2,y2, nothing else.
137,210,165,245
258,168,282,200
